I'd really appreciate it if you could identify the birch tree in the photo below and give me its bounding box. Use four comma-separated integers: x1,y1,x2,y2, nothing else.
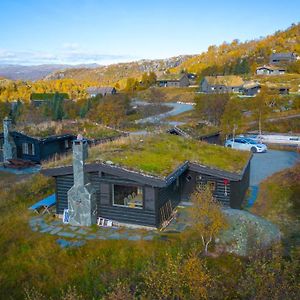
190,186,228,254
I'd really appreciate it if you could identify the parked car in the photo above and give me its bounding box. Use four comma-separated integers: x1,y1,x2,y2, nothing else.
225,138,267,153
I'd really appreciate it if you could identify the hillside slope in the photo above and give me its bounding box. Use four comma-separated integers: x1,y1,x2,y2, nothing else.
171,23,300,75
45,56,194,87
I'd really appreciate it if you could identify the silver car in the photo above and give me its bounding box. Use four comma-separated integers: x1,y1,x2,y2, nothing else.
225,138,267,153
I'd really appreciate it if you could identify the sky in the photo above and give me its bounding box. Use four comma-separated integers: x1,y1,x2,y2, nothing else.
0,0,299,66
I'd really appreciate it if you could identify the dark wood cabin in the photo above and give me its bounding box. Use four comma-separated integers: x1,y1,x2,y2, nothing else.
0,131,75,163
200,75,244,94
157,73,190,87
42,158,251,228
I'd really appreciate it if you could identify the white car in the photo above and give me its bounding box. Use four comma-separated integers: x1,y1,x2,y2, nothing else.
225,138,267,153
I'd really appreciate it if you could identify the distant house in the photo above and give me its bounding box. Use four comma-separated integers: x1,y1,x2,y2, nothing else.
86,87,117,97
266,83,290,95
256,65,286,75
242,81,261,96
200,75,244,93
269,52,298,64
156,73,190,87
30,93,69,107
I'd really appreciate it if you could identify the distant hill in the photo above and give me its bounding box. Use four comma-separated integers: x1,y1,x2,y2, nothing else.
170,23,300,76
45,56,194,87
0,64,100,81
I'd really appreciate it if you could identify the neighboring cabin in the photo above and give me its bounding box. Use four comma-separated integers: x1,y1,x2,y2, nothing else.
167,123,221,145
156,73,190,87
86,87,117,98
256,65,286,75
269,52,298,65
0,118,74,163
42,134,251,228
0,119,126,163
200,75,244,93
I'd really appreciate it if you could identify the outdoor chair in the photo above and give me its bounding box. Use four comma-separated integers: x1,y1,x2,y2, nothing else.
29,194,56,215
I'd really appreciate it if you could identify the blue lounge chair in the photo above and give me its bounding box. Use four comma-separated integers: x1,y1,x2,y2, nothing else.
29,194,56,214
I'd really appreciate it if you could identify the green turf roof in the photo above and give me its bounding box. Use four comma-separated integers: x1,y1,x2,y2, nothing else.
178,123,220,138
17,121,121,139
84,134,251,178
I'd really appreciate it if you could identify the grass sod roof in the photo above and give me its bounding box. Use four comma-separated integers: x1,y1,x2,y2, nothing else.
204,75,244,87
177,123,220,138
46,134,251,178
16,120,122,140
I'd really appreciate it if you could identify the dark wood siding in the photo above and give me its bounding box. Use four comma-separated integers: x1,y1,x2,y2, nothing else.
55,171,157,227
55,174,73,214
230,160,250,208
157,179,180,226
180,170,231,206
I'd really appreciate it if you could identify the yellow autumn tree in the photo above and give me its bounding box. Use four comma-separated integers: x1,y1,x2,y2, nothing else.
190,186,228,254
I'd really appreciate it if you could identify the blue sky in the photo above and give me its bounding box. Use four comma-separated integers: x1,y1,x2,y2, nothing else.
0,0,299,65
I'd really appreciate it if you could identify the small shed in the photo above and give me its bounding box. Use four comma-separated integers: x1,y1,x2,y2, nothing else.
242,81,261,96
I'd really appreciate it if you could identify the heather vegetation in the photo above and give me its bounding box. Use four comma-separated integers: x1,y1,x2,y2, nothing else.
0,172,299,299
251,163,300,250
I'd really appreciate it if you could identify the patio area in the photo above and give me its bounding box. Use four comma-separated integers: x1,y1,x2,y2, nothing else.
28,206,191,248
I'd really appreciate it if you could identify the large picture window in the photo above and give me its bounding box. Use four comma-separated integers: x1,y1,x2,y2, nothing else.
112,184,143,209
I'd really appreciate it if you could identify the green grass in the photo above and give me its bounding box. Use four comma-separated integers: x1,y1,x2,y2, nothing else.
46,134,251,177
17,120,121,139
178,123,220,138
0,171,298,298
251,163,300,250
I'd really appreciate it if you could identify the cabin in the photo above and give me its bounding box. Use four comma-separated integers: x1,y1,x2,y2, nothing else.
0,118,75,163
86,87,117,97
200,75,244,93
256,65,286,75
242,81,261,96
269,52,298,65
42,134,251,228
266,83,290,95
30,93,69,107
0,119,126,164
156,73,190,87
167,124,221,145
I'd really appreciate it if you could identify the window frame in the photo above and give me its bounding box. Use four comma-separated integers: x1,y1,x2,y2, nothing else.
112,183,144,210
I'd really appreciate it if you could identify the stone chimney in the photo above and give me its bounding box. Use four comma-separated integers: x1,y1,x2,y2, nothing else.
3,117,16,163
67,135,97,226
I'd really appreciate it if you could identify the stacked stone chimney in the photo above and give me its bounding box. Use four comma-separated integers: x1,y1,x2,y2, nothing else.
3,117,16,163
67,136,97,226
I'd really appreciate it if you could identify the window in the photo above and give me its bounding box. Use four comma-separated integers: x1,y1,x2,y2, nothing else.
196,180,216,192
22,143,35,155
112,184,143,209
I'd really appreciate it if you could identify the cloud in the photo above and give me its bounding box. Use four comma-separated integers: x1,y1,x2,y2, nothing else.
0,47,138,66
